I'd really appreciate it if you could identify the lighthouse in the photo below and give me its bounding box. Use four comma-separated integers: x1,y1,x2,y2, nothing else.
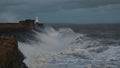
35,16,44,28
35,16,39,23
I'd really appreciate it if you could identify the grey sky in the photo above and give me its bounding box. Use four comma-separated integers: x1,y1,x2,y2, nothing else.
0,0,120,23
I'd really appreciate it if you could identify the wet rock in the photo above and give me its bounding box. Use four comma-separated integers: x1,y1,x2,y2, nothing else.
0,35,27,68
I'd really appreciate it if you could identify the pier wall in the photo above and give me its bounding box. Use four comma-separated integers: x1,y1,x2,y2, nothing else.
0,19,35,33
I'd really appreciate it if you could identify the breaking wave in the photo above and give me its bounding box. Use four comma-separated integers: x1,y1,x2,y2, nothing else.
18,26,120,68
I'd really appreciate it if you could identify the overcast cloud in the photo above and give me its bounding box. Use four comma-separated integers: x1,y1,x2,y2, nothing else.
0,0,120,23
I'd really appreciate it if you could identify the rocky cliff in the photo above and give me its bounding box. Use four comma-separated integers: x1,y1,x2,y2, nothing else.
0,35,19,68
0,19,44,68
0,35,27,68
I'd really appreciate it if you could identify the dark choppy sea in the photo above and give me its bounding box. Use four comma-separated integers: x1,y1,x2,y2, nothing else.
18,23,120,68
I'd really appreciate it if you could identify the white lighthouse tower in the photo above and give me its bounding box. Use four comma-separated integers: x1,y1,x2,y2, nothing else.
35,16,39,23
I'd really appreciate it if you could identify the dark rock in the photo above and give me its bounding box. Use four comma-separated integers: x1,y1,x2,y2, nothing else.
0,35,27,68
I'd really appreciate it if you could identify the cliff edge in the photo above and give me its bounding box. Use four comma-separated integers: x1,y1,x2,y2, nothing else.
0,35,19,68
0,19,44,68
0,35,27,68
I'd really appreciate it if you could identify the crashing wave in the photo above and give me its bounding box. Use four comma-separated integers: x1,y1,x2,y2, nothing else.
18,26,120,68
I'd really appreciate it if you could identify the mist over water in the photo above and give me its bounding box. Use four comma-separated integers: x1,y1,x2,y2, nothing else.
18,24,120,68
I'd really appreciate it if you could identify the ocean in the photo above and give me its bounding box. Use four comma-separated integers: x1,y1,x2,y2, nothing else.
18,23,120,68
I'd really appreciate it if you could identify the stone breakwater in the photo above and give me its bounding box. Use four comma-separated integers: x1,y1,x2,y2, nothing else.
0,19,35,33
